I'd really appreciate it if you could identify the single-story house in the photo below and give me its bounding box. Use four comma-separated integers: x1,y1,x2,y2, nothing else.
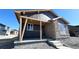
0,23,6,35
10,29,18,35
68,25,79,37
15,9,70,41
0,23,10,35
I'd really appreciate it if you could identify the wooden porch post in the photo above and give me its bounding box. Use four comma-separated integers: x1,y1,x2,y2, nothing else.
37,10,42,40
21,19,27,41
40,21,42,40
19,17,22,41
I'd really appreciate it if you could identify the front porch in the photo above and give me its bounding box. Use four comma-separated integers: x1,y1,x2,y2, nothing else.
23,24,47,39
19,16,52,41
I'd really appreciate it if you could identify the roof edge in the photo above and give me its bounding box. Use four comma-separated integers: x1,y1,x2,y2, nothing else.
15,9,51,13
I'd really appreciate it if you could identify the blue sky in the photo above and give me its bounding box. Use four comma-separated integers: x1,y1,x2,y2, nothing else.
0,9,19,30
53,9,79,25
0,9,79,30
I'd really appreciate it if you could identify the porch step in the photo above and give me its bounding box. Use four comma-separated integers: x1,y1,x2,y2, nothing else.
47,40,72,49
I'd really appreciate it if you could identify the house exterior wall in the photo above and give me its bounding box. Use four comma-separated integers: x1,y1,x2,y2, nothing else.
54,20,70,39
44,22,56,39
0,24,5,30
44,19,70,40
0,24,11,35
0,24,6,35
0,30,6,35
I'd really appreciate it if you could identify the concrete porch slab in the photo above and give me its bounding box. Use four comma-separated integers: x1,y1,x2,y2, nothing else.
14,39,48,45
14,39,56,49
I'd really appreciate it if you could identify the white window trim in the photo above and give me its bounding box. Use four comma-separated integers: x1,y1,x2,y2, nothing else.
27,23,33,31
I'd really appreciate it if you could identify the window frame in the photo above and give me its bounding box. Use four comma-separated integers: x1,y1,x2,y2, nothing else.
27,23,34,31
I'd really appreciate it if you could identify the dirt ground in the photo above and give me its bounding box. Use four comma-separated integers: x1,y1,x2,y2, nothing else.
14,42,55,49
60,37,79,49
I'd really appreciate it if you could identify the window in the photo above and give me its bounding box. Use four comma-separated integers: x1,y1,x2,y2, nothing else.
27,24,33,31
58,23,66,35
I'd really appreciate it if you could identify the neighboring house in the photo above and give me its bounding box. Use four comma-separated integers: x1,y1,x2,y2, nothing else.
15,9,70,41
0,23,10,35
0,23,6,35
5,26,11,35
68,25,79,37
10,29,18,35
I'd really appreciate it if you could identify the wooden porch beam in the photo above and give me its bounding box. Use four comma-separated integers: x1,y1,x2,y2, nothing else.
21,19,27,41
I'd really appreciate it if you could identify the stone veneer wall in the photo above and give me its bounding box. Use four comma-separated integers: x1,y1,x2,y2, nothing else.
54,20,70,39
54,20,60,39
44,21,56,39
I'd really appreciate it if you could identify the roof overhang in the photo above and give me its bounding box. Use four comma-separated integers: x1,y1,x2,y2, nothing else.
14,9,69,24
58,17,69,24
14,9,58,21
50,17,69,24
15,9,51,13
14,9,52,23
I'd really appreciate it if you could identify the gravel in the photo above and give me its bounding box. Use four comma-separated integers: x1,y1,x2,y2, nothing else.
60,37,79,49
